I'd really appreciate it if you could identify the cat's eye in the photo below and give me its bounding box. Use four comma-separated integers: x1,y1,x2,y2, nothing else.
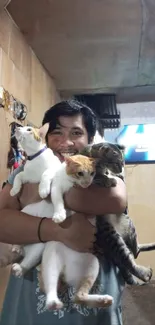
27,128,32,131
77,172,84,176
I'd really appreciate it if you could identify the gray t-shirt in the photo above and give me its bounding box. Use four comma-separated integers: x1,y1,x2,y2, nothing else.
0,167,125,325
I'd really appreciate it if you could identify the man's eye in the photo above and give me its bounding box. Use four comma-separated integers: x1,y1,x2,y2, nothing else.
72,131,83,136
51,131,62,135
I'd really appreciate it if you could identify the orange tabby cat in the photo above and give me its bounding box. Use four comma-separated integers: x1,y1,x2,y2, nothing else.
41,154,113,310
49,154,96,223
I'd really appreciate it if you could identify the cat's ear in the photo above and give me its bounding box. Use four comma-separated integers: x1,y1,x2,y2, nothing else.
116,144,126,155
64,156,74,165
38,123,49,139
89,157,97,167
65,156,79,173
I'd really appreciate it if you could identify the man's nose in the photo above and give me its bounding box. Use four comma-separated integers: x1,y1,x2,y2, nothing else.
60,136,74,147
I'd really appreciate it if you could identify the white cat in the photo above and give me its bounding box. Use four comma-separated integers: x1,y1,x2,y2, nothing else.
10,124,61,198
11,130,113,309
50,155,96,223
11,125,61,277
12,201,55,277
41,155,113,310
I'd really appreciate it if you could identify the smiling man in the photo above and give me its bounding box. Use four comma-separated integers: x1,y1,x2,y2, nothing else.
0,100,126,325
43,100,96,162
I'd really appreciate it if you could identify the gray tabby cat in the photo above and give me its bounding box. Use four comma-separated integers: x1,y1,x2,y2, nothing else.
80,142,155,285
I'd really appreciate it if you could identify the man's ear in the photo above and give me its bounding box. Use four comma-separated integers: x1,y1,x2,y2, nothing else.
38,123,49,139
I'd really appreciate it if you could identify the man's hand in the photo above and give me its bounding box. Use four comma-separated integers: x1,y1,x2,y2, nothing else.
18,183,44,209
62,213,96,253
18,184,96,254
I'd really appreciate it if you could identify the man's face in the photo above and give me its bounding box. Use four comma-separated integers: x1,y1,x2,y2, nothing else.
47,114,92,162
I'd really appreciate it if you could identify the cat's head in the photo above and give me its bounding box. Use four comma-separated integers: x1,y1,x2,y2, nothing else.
65,154,96,188
91,142,125,174
15,124,49,152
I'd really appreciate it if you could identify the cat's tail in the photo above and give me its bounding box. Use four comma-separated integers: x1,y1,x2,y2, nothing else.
137,243,155,257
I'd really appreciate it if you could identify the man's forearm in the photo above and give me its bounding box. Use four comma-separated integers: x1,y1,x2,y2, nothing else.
64,177,127,215
0,209,62,245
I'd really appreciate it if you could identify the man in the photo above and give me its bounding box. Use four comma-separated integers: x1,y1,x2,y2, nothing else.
0,100,126,325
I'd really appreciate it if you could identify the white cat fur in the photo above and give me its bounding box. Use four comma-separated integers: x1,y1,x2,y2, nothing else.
10,125,61,198
11,125,61,277
12,128,113,309
41,158,113,310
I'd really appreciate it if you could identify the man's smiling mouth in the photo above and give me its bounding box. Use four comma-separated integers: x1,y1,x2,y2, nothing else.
60,152,76,157
55,151,78,161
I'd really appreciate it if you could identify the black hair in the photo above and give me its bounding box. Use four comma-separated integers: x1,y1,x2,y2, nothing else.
42,99,97,143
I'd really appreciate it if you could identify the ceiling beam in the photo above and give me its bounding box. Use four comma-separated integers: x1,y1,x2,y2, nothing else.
60,85,155,104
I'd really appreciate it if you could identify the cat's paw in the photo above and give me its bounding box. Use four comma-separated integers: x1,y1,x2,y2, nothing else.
10,187,20,197
104,178,117,188
52,210,66,223
39,182,50,199
75,293,113,308
46,294,63,310
141,266,153,282
12,245,22,254
110,178,117,187
95,294,113,308
12,263,23,278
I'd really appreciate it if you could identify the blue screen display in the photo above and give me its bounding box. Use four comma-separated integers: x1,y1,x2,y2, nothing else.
116,124,155,164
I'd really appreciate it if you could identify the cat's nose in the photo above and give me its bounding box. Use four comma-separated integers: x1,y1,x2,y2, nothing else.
81,182,91,188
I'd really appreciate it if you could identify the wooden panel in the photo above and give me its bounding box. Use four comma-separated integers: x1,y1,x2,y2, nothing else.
29,51,60,126
0,10,11,54
125,164,155,273
0,108,10,187
0,0,8,10
0,266,10,312
0,8,60,312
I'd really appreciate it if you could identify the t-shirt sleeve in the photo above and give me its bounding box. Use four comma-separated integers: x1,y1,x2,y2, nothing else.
7,165,24,185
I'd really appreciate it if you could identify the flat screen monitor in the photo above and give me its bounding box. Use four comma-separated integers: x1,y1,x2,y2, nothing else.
116,124,155,164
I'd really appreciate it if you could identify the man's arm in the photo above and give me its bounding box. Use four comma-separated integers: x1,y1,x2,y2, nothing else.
0,183,95,252
0,183,62,244
64,177,127,215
